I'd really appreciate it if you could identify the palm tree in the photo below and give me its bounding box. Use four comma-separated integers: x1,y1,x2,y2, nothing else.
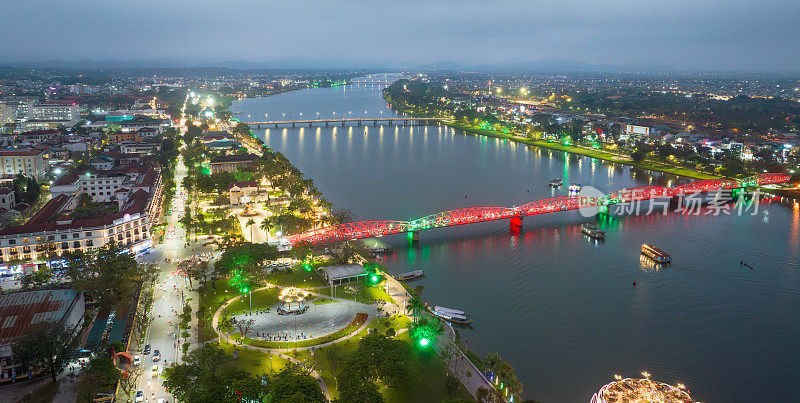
245,218,256,242
407,296,426,323
259,217,271,236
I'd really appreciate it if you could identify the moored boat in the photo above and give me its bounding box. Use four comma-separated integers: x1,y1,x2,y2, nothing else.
396,270,425,281
434,306,469,316
581,224,606,239
366,246,392,254
549,178,564,187
641,244,671,264
431,306,472,324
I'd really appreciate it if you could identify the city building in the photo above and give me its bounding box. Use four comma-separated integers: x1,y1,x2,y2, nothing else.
0,289,85,380
0,149,49,180
209,153,257,174
0,165,162,269
228,181,260,205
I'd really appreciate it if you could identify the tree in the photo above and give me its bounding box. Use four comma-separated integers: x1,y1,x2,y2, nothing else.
406,296,426,323
76,352,121,402
12,321,79,382
64,244,156,311
235,318,255,338
245,218,256,241
259,217,271,234
20,267,52,289
328,241,362,265
269,363,326,402
483,352,523,396
330,207,353,225
163,345,268,403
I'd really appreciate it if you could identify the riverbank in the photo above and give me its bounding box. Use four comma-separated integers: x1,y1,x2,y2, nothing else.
442,121,722,180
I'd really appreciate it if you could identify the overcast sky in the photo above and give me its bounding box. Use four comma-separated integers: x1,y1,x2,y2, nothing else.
2,0,799,71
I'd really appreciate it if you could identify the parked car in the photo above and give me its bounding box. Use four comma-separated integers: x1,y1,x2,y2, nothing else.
143,345,151,355
133,355,141,366
135,390,144,402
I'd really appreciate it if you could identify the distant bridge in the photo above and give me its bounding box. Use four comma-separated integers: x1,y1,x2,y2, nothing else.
244,117,442,128
288,173,791,245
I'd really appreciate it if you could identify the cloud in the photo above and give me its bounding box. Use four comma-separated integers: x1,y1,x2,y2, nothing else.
1,0,798,71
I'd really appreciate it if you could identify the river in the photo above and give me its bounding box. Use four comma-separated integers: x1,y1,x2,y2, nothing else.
233,76,800,402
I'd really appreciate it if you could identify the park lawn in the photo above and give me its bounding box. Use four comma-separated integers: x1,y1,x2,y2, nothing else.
317,282,391,304
197,279,242,342
217,340,291,375
221,287,280,317
265,266,327,288
446,121,722,180
293,317,472,402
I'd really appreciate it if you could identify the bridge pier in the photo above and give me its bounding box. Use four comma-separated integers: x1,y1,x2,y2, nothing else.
510,216,523,233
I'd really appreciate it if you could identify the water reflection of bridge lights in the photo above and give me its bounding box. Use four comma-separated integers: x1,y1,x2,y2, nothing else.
591,373,696,403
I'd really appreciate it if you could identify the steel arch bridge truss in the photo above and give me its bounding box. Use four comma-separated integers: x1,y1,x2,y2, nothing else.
288,173,791,245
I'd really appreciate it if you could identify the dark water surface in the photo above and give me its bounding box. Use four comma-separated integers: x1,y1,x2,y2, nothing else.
234,79,800,402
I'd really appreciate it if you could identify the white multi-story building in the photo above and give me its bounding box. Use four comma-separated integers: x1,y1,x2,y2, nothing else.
0,167,162,268
29,103,79,127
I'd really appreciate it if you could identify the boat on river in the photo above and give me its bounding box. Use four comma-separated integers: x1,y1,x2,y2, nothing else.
581,224,606,240
431,306,472,324
549,178,564,187
396,270,424,281
642,244,671,264
365,245,392,254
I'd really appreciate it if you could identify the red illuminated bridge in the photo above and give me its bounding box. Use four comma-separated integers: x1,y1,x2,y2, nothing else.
288,173,790,245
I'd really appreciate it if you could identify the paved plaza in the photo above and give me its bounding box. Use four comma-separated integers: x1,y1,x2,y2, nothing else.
229,299,376,342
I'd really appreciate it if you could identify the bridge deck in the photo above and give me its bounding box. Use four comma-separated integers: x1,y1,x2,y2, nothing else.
243,117,441,125
288,173,790,245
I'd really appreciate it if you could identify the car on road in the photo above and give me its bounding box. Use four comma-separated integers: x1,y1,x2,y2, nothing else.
151,365,159,377
152,350,161,362
143,345,151,355
133,355,141,366
135,390,144,402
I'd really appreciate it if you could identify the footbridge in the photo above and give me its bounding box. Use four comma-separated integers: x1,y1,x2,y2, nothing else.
288,173,790,245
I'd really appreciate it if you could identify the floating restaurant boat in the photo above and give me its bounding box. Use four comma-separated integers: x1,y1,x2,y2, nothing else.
396,270,425,281
549,178,564,187
581,224,606,239
641,244,671,264
431,306,472,324
365,246,392,254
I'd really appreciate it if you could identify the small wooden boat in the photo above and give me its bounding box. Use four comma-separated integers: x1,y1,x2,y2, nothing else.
642,244,671,264
431,306,472,324
396,270,424,281
581,224,606,240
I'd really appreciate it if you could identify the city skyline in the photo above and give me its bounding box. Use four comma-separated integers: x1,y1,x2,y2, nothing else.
2,0,800,72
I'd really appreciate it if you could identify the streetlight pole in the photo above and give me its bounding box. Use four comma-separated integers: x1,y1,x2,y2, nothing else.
249,290,252,315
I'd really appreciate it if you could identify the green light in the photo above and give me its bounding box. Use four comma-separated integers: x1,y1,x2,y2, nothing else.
371,275,379,283
419,338,429,347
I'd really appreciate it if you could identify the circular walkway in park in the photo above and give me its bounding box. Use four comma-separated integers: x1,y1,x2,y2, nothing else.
228,299,375,342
